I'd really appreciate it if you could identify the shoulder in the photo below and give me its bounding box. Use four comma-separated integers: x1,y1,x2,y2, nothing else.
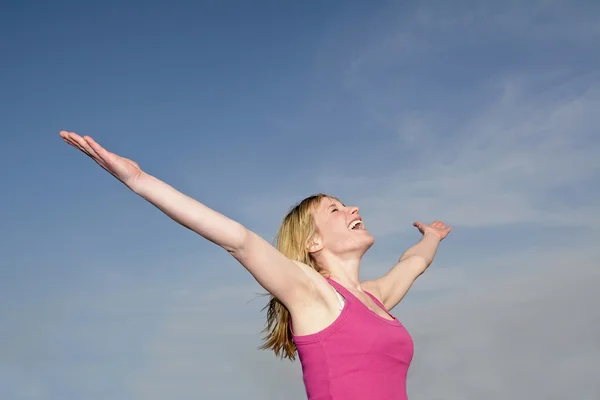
287,261,342,311
290,261,326,285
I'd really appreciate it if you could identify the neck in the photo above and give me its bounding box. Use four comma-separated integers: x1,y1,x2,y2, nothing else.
318,253,363,291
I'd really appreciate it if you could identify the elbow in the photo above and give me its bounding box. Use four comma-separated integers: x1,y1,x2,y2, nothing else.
404,255,430,278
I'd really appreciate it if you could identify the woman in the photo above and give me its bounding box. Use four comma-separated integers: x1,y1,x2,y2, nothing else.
59,131,451,399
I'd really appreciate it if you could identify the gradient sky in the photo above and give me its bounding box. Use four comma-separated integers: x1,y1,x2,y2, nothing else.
2,1,600,399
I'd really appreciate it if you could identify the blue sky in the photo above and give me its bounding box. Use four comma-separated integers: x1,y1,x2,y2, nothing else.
2,1,600,399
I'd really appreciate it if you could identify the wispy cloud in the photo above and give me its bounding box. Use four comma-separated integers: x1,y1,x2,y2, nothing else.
129,228,600,399
208,2,600,398
319,74,600,237
242,2,600,239
403,244,600,399
4,1,600,399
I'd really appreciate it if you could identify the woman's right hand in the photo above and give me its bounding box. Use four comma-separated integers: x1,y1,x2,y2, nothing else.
60,131,144,189
58,132,317,318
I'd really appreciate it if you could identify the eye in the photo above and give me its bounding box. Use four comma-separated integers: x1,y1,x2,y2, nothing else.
331,208,338,213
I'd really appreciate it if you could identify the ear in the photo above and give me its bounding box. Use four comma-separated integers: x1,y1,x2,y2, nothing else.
307,233,323,254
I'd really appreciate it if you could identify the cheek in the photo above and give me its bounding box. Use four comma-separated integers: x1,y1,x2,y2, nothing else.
317,215,350,246
324,225,352,243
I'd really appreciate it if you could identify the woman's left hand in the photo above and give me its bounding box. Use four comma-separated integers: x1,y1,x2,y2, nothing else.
412,220,452,240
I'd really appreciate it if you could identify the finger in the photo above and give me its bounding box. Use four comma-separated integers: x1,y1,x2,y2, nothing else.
61,135,78,149
84,136,115,165
70,134,103,165
66,131,84,142
63,131,85,148
83,136,128,179
62,135,92,157
72,134,114,173
62,134,114,174
73,134,101,160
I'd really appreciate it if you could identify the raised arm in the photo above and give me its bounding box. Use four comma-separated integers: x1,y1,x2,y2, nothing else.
59,131,315,307
363,221,451,311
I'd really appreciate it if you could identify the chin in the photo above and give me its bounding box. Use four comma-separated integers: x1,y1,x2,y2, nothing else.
356,241,375,260
359,230,375,251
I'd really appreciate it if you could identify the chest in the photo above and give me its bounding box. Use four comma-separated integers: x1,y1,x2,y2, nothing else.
329,296,414,362
349,290,395,321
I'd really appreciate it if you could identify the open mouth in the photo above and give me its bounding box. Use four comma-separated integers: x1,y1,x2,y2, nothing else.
348,220,364,230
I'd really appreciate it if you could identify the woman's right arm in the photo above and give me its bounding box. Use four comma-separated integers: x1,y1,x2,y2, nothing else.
133,173,249,252
132,173,316,303
60,131,316,307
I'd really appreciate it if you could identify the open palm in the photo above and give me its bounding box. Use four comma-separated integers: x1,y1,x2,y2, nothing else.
60,131,143,187
413,220,452,240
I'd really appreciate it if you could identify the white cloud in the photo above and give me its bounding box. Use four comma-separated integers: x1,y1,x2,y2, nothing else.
129,274,307,400
295,68,598,238
190,3,600,399
402,245,600,399
239,3,600,239
128,235,600,399
13,3,594,400
243,73,600,239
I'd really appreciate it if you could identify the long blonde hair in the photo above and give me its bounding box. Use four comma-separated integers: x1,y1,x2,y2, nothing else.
259,193,332,360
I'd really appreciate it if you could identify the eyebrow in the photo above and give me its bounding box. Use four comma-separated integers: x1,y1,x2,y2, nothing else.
327,201,345,210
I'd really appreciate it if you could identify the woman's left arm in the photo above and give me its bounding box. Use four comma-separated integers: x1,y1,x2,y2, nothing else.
363,221,451,311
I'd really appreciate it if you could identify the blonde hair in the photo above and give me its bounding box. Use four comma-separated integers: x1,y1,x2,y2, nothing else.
259,193,334,360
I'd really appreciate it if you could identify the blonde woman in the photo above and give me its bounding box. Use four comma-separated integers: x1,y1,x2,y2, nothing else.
60,131,451,400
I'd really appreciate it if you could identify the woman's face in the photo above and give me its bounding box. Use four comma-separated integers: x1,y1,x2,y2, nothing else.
310,197,374,258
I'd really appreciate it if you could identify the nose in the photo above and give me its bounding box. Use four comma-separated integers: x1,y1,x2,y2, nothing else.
348,206,359,215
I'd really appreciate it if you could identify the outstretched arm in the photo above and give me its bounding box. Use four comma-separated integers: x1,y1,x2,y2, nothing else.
363,221,451,311
397,221,448,264
59,131,316,308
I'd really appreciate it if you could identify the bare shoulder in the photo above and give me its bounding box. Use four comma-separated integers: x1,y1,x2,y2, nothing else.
286,261,347,336
288,261,341,310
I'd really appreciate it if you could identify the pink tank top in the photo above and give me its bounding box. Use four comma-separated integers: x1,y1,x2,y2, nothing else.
291,278,414,400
